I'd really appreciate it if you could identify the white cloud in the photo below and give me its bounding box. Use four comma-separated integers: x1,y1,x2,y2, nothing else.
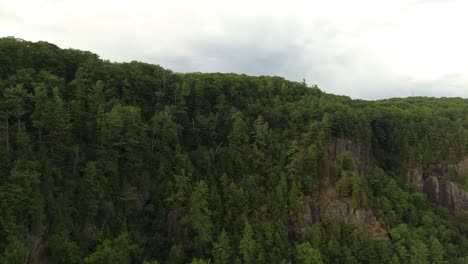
1,0,467,99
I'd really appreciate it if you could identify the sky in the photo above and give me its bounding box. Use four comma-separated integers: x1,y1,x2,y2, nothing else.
1,0,468,99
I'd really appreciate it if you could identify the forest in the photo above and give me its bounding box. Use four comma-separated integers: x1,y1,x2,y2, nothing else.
0,37,467,263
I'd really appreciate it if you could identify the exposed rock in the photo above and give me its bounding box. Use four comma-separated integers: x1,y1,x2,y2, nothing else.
329,137,373,174
295,180,388,240
313,197,388,240
423,176,468,212
292,197,314,237
408,168,424,189
294,138,387,240
409,157,468,212
453,157,468,176
26,232,48,264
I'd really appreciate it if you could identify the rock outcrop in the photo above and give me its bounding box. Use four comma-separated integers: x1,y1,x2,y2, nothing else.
409,157,468,212
422,176,468,212
295,180,388,240
313,197,388,240
453,157,468,176
329,137,373,174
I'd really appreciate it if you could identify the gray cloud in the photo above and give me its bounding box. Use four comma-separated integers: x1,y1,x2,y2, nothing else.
1,0,467,100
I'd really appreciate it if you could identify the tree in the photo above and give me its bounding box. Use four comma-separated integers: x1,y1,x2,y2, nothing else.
97,104,146,190
142,261,160,264
212,229,232,264
150,106,181,154
31,84,69,154
79,161,101,228
253,115,269,149
0,238,27,264
49,234,80,264
428,237,444,263
84,233,131,264
1,85,30,154
190,259,209,264
295,242,323,264
239,221,256,263
409,240,428,264
167,244,186,264
188,181,213,256
351,173,370,209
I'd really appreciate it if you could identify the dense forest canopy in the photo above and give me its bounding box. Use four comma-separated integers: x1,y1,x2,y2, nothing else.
0,37,467,263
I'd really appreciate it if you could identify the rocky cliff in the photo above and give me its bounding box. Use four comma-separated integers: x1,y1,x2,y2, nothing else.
328,137,373,174
292,138,387,239
313,197,388,240
409,157,468,212
330,137,468,213
422,176,468,212
294,180,388,240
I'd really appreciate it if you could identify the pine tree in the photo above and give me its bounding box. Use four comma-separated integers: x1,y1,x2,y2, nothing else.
80,161,101,228
188,181,213,256
212,229,232,264
84,233,131,264
1,85,30,155
409,240,428,264
428,237,444,263
295,242,323,264
239,221,256,264
0,238,28,264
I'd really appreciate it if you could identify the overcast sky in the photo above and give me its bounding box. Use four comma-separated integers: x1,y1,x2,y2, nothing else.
1,0,468,99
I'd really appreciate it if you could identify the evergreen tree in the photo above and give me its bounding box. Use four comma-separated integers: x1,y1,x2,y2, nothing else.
295,242,323,264
409,240,429,264
0,238,27,264
84,233,131,264
239,221,256,264
188,181,213,256
212,229,232,264
428,237,444,263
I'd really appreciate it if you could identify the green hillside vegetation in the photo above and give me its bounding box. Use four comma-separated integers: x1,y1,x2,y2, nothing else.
0,37,467,263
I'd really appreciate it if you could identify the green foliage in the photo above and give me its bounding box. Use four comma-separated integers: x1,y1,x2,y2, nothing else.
448,169,468,191
0,37,466,264
0,238,27,264
167,244,186,264
142,261,160,264
336,172,370,208
239,221,257,263
212,229,232,264
188,181,213,256
49,234,81,264
295,242,323,264
428,236,444,263
84,233,131,264
409,240,429,264
190,259,209,264
335,152,354,176
336,172,354,197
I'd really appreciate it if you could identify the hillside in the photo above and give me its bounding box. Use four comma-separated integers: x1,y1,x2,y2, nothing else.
0,37,467,264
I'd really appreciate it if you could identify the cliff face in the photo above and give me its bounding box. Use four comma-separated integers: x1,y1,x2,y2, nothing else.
454,157,468,176
328,137,373,174
422,176,468,212
313,197,388,240
293,138,386,240
294,180,388,240
409,157,468,212
330,136,468,213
